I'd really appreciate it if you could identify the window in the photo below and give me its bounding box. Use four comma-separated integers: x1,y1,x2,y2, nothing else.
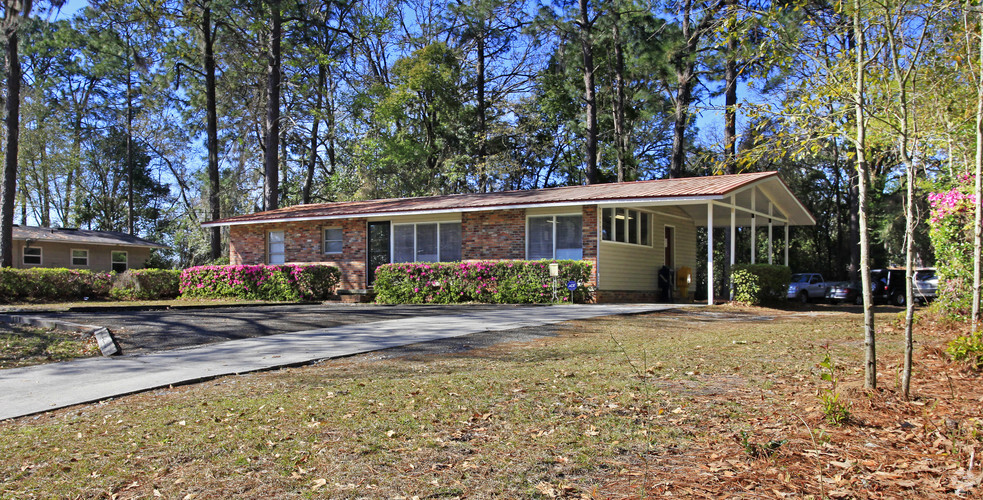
111,251,128,273
23,246,41,265
602,208,652,247
392,222,462,263
72,249,89,267
268,231,285,264
527,215,583,260
323,228,343,254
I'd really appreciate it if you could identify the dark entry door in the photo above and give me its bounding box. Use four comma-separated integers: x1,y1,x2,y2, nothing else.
367,221,391,286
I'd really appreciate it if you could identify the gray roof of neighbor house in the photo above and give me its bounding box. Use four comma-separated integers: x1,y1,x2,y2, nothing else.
204,171,816,227
12,226,168,249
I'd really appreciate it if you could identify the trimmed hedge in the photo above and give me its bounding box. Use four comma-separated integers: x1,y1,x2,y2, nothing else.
731,264,792,305
110,269,182,300
179,264,341,301
373,260,594,304
0,268,113,302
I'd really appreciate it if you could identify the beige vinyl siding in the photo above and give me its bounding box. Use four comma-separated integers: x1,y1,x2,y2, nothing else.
597,206,697,291
525,206,582,217
598,239,659,290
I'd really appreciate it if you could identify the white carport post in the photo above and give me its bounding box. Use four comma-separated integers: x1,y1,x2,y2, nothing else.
750,191,756,264
784,223,789,266
707,202,714,306
768,203,774,265
730,201,736,267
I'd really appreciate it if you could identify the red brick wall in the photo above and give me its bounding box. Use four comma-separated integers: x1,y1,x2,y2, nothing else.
581,205,598,287
462,209,526,259
227,205,601,292
229,219,367,290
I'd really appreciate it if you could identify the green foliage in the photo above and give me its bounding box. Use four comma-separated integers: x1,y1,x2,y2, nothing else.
0,268,113,302
373,260,593,304
109,269,182,301
817,348,850,426
736,430,787,459
927,185,975,320
947,332,983,370
731,264,791,305
179,265,341,302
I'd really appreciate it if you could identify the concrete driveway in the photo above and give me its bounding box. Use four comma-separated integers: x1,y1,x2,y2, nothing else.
0,303,692,420
16,303,543,355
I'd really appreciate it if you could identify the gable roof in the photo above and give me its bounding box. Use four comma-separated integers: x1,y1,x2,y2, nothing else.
13,226,168,249
204,171,815,227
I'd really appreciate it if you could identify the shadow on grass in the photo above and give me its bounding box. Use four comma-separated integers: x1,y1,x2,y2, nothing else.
0,325,97,369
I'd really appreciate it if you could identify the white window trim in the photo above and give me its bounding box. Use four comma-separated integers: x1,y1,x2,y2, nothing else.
390,222,461,263
322,227,343,255
22,245,42,266
71,248,89,267
664,224,676,269
601,207,655,248
267,230,285,264
111,250,128,272
525,213,584,260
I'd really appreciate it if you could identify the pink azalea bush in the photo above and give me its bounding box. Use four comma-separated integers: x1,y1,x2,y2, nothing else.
928,181,976,316
373,260,593,304
180,264,341,301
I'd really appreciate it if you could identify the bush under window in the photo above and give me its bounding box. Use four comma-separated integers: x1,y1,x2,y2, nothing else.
180,264,341,301
373,260,593,304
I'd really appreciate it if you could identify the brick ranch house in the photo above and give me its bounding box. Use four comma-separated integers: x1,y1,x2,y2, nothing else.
204,171,815,303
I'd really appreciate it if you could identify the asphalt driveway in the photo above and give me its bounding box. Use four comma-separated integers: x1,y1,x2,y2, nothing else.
13,304,545,355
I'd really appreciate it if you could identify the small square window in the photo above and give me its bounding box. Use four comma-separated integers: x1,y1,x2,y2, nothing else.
323,228,343,254
23,246,41,265
72,249,89,267
111,251,128,273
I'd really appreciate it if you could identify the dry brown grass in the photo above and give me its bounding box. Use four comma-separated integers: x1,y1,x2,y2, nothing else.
0,305,979,498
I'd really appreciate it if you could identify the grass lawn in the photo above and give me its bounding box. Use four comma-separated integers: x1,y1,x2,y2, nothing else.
0,305,979,498
0,324,100,369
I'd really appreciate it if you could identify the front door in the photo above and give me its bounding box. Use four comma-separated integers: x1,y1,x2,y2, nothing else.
367,221,390,286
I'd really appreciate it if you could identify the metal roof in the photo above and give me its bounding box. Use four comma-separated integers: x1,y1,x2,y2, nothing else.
13,226,168,249
204,171,815,227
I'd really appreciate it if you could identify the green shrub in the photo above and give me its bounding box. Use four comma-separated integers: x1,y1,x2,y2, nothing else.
0,268,112,302
110,269,182,300
730,264,791,305
373,260,593,304
179,264,341,301
947,331,983,370
928,186,973,320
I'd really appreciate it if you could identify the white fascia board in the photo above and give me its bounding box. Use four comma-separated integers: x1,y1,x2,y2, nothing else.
202,195,722,227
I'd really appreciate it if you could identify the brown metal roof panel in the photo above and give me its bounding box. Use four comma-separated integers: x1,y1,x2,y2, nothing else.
206,171,779,225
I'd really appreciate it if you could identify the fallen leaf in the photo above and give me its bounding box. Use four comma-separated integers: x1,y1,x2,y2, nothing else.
311,478,327,491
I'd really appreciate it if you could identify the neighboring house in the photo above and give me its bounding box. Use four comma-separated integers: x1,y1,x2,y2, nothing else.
12,226,167,273
204,171,815,303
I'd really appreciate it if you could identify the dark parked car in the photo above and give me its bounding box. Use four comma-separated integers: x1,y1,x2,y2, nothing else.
825,281,864,305
871,268,907,306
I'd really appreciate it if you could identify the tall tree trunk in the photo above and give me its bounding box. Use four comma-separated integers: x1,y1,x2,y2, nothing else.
303,63,325,205
203,3,222,260
973,7,983,330
670,67,693,179
723,0,737,174
126,32,134,236
476,25,488,192
612,8,627,182
0,19,23,267
263,0,282,211
579,0,598,185
853,0,876,391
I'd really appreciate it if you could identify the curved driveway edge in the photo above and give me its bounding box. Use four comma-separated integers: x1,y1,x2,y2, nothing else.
0,303,691,421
